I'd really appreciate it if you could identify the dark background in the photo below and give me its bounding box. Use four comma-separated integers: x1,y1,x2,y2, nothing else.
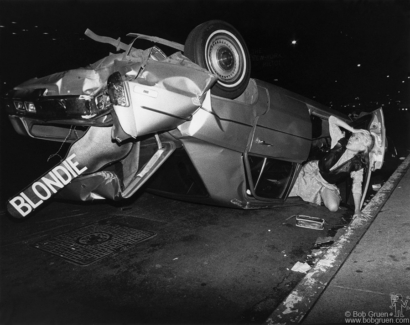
1,0,409,203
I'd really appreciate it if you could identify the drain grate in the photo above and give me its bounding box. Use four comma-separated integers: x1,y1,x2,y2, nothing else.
32,221,156,266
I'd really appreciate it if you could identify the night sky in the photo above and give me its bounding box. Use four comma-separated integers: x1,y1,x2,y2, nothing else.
0,0,409,201
0,0,409,108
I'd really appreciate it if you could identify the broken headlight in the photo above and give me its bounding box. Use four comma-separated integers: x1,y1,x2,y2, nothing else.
107,72,129,107
14,101,36,113
95,92,111,111
24,102,36,113
13,101,25,112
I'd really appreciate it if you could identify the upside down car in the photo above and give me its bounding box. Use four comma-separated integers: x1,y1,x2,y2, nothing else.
2,20,386,218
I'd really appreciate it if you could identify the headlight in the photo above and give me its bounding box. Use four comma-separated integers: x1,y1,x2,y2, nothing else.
24,102,36,113
13,101,36,113
107,72,129,107
13,101,25,112
95,93,111,111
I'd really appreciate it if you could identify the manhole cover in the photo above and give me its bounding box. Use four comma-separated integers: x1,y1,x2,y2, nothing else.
32,221,156,266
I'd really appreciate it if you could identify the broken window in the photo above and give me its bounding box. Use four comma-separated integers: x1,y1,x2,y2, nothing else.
245,155,296,199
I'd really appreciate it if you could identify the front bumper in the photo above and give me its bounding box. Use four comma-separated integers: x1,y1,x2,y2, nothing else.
3,91,111,118
3,93,113,141
8,113,113,142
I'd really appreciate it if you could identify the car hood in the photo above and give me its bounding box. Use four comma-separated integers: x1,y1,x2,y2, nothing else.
11,46,217,100
11,53,130,98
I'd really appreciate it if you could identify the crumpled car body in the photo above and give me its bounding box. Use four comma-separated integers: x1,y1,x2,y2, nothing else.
2,22,386,218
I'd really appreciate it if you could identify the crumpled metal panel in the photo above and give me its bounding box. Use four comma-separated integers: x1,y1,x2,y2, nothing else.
13,48,149,98
7,126,132,217
67,126,133,175
113,52,217,138
10,49,150,101
58,137,178,202
248,81,312,163
178,137,246,207
178,82,269,153
126,33,185,51
178,106,254,153
57,137,142,202
7,121,179,217
56,171,122,201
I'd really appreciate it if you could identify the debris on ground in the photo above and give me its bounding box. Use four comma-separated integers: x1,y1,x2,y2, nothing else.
372,183,382,191
310,249,325,258
295,215,325,230
284,213,353,271
314,236,334,248
315,236,333,245
291,261,311,273
306,248,326,266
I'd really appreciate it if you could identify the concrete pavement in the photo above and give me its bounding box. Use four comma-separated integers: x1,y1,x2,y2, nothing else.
266,154,410,324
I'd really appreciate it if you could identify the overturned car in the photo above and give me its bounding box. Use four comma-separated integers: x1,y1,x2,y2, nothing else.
2,21,386,218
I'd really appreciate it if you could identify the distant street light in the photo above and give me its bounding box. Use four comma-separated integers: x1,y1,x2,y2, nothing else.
291,40,297,45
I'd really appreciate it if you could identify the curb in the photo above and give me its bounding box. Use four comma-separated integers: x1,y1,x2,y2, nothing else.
265,154,410,324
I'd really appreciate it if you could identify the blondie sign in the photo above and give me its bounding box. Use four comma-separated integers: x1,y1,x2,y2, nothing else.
8,154,87,218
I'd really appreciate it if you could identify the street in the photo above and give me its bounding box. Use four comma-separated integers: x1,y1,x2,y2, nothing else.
0,189,351,324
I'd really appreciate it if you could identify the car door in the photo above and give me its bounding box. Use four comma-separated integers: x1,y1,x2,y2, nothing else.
348,108,386,208
243,86,312,203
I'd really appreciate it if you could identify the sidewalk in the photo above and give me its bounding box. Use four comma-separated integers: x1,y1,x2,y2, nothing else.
266,154,410,324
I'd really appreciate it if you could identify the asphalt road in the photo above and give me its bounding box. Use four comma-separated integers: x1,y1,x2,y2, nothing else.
0,189,352,324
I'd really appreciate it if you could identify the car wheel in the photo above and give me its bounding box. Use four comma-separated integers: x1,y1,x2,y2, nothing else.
184,20,251,99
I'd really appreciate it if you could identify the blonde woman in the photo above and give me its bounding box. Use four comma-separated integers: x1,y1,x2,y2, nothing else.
290,115,374,218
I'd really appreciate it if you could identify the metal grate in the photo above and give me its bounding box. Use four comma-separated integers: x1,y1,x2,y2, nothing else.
32,221,156,266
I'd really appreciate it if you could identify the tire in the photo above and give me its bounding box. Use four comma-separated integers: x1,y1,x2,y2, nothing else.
184,20,251,99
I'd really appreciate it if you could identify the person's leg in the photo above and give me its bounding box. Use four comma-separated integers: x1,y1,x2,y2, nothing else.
320,187,341,212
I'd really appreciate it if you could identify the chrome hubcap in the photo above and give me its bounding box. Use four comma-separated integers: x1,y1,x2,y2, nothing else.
207,35,242,85
217,47,234,70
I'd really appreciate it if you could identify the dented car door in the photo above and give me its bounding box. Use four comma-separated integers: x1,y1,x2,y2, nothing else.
244,82,312,202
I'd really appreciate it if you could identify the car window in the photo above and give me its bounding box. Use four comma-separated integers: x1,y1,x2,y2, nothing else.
246,155,296,199
311,114,323,139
